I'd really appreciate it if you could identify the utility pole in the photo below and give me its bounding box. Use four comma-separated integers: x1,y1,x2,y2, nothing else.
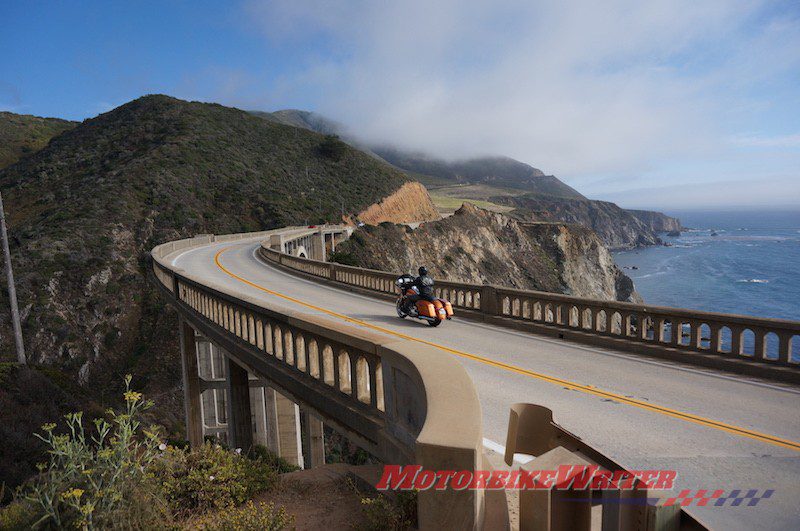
0,192,26,364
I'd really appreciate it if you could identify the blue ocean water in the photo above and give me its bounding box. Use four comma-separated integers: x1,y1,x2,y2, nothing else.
614,210,800,321
614,210,800,361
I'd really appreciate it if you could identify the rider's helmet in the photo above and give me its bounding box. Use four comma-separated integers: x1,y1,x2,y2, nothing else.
418,266,428,276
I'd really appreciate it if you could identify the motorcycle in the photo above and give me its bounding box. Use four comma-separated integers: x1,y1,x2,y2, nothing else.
395,274,454,327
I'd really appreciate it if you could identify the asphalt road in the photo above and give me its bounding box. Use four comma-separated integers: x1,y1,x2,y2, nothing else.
169,239,800,530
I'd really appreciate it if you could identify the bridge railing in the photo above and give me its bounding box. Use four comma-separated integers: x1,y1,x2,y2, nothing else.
260,240,800,373
151,232,485,529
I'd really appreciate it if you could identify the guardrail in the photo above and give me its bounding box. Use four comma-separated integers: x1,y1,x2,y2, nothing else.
151,231,485,529
151,226,714,529
259,240,800,378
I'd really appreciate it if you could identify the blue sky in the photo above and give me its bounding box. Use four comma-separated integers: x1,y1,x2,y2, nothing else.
2,1,799,210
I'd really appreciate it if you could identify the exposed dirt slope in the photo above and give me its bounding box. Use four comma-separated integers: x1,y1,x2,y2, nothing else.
357,181,440,224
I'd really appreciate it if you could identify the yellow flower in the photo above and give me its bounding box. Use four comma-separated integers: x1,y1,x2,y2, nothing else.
40,423,56,432
123,390,142,403
61,488,84,500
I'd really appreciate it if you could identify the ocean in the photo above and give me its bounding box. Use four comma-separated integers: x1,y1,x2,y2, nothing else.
614,210,800,361
614,210,800,321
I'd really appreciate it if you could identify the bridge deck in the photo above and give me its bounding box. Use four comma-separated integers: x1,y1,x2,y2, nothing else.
169,239,800,531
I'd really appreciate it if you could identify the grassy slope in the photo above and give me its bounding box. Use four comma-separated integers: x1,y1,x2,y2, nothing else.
0,112,76,169
0,95,412,490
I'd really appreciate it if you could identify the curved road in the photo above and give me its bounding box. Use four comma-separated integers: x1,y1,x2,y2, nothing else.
170,239,800,530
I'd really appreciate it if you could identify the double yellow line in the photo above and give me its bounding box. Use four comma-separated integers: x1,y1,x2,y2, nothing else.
214,247,800,452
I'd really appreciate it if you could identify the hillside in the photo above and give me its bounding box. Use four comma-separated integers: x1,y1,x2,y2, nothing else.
254,109,585,200
0,111,75,169
372,147,586,199
0,95,431,489
494,194,682,250
334,203,640,302
252,108,687,246
252,109,342,136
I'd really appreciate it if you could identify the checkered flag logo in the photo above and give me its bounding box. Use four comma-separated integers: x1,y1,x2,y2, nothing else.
713,489,775,507
664,489,774,507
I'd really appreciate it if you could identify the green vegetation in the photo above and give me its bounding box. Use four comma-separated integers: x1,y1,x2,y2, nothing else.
360,492,418,531
371,147,585,199
0,111,75,169
192,500,293,530
0,377,290,530
0,95,415,490
428,193,515,214
346,476,417,531
150,443,278,516
317,134,348,161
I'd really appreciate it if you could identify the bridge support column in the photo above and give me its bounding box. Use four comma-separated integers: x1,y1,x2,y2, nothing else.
261,387,281,454
312,229,326,261
275,391,303,467
270,233,286,253
180,318,203,448
301,409,325,468
225,357,254,452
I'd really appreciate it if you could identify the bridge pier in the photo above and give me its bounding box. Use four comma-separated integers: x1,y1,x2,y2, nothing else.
275,390,304,467
225,356,254,452
179,318,204,447
270,233,286,253
312,229,326,261
301,409,325,468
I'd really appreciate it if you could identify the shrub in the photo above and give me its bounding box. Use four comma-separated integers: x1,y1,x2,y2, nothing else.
249,445,300,474
318,134,347,161
193,500,293,530
148,443,278,516
328,251,359,266
0,500,35,530
359,491,418,531
20,375,170,529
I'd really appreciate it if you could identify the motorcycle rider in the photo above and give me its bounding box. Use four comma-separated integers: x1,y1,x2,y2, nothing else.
406,266,435,311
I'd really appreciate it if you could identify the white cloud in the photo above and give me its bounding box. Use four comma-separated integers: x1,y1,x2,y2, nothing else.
241,0,800,205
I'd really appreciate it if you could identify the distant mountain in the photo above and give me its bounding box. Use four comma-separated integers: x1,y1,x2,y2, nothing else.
0,95,425,488
252,109,585,200
253,108,682,247
0,111,75,169
251,109,341,135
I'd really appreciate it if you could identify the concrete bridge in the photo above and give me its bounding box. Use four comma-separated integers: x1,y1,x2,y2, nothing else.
151,225,800,530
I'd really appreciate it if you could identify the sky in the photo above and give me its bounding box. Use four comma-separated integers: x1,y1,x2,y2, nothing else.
2,0,799,210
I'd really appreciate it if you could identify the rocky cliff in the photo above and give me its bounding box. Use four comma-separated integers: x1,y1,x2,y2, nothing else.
357,181,440,224
496,194,674,250
626,209,683,233
335,203,639,302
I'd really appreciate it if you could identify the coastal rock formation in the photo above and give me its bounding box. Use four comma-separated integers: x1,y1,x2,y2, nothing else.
627,209,683,233
497,194,680,250
356,181,440,224
335,203,640,302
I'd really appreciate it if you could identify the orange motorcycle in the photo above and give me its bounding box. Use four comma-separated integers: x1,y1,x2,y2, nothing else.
395,274,454,327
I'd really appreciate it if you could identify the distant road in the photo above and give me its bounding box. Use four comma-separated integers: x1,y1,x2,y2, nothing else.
171,239,800,530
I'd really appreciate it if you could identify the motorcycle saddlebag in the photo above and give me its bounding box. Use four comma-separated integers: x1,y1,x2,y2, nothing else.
439,299,454,316
416,300,437,318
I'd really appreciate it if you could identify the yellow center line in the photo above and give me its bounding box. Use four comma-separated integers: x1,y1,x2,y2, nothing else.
213,246,800,452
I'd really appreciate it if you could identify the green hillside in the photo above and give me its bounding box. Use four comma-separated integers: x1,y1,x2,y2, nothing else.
0,95,412,490
0,111,75,169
